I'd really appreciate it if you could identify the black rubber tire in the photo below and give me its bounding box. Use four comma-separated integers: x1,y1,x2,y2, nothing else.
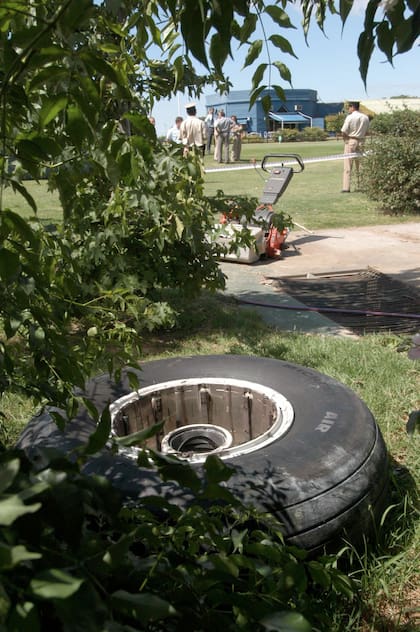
17,355,389,551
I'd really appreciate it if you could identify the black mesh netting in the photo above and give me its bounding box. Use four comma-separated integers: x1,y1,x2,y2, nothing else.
271,268,420,335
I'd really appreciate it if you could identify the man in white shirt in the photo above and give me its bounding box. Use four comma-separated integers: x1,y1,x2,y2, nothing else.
341,101,370,192
166,116,183,144
204,107,215,154
179,103,207,157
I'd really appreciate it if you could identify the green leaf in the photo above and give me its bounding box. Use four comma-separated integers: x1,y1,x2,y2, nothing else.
273,84,286,102
180,1,208,68
122,113,150,134
261,94,272,114
0,496,41,526
231,528,247,553
0,249,20,281
49,410,67,432
79,51,126,90
330,569,355,599
260,610,312,631
0,581,11,623
83,406,111,455
29,325,45,347
376,21,394,63
81,397,100,423
111,591,177,623
151,452,201,492
30,569,84,600
6,601,40,632
243,39,263,68
357,31,375,85
59,0,93,29
210,553,239,577
103,532,136,568
308,560,332,588
201,482,239,504
0,458,20,494
209,33,230,73
204,455,235,484
9,180,37,214
39,95,68,127
273,61,292,84
339,0,353,27
239,13,258,43
2,210,37,245
66,104,93,148
126,370,140,390
264,6,296,29
394,14,417,54
251,63,267,93
115,421,164,448
269,35,297,58
249,85,268,109
0,544,42,570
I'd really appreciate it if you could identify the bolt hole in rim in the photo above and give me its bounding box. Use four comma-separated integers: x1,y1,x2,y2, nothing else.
110,377,294,463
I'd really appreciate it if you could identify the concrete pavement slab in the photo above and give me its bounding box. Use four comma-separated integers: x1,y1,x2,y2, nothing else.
219,223,420,334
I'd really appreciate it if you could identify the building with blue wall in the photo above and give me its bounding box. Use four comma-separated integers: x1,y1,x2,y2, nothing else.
205,88,343,134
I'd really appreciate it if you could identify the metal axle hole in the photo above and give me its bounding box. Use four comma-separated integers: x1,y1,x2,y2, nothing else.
161,424,233,456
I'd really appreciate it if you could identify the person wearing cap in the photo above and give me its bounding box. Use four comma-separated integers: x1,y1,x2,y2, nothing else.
340,101,370,192
179,103,207,157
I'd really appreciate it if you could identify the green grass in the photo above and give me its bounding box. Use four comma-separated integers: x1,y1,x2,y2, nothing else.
204,140,417,229
1,179,62,223
3,140,418,229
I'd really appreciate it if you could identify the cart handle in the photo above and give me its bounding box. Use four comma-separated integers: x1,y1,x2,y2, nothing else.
261,153,305,173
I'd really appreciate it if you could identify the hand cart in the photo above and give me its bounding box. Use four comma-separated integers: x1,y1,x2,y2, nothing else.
219,153,305,263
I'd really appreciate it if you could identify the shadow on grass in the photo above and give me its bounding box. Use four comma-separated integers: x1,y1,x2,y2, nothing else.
142,290,290,357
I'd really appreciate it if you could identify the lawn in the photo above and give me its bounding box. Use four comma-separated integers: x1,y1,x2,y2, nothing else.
3,140,418,229
203,140,417,229
1,140,419,631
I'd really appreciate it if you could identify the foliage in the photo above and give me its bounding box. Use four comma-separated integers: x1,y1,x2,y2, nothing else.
0,0,226,407
0,447,359,631
0,207,149,412
369,108,420,136
361,110,420,215
277,129,301,142
324,113,346,135
299,128,328,142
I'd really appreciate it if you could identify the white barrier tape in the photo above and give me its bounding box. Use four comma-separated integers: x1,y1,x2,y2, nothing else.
205,152,363,174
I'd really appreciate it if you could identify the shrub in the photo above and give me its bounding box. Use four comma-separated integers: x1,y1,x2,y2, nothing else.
278,128,300,142
325,113,346,135
360,110,420,215
300,127,328,142
369,108,420,137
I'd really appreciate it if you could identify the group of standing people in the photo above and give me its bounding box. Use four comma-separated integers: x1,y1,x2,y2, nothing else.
162,99,368,191
204,107,244,162
164,104,244,162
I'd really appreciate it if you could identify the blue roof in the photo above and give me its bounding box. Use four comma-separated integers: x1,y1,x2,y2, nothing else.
269,112,309,123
